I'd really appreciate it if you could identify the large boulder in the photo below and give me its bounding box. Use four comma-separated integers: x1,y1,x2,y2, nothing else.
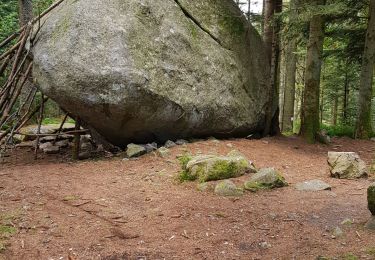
327,152,368,179
32,0,270,148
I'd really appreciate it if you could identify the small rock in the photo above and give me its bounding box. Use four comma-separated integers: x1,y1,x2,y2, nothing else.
39,142,53,150
332,226,344,238
328,152,367,179
81,141,93,150
80,134,91,143
144,142,158,153
259,241,271,249
43,145,60,154
56,139,69,148
214,180,243,197
371,138,375,142
164,140,176,148
79,151,91,160
176,139,188,145
40,136,56,143
157,147,170,158
365,216,375,230
244,168,288,192
341,218,353,226
295,180,331,191
197,182,214,192
317,130,331,144
226,143,233,148
126,143,147,158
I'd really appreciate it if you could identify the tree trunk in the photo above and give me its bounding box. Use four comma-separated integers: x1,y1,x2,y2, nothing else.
281,0,298,133
300,0,326,143
18,0,34,117
263,0,282,136
263,0,275,61
343,65,349,124
331,95,338,126
18,0,33,26
355,0,375,139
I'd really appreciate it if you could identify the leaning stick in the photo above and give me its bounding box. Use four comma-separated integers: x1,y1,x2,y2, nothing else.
0,97,48,143
52,113,69,145
0,41,21,61
0,63,33,127
34,94,45,160
0,56,11,77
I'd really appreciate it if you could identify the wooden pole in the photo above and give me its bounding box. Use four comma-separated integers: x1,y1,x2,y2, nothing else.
72,118,81,160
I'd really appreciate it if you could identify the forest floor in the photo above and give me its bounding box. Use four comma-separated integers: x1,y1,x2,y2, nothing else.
0,136,375,260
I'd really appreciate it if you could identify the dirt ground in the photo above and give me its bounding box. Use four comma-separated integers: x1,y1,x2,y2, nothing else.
0,136,375,260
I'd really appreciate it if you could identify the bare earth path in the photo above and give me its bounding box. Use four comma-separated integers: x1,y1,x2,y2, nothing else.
0,136,374,260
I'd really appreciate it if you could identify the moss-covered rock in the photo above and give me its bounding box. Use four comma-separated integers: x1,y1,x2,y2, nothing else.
197,182,215,192
214,180,243,197
181,153,254,182
368,182,375,215
244,168,287,192
126,143,147,158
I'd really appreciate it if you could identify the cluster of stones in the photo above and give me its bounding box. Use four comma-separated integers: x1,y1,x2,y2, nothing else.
178,151,288,197
15,123,99,159
125,139,188,159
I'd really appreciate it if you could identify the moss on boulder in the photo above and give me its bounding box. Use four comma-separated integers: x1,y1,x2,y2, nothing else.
179,152,254,182
214,180,243,197
244,168,288,192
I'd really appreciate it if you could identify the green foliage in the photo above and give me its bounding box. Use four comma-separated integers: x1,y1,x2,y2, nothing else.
202,160,244,182
178,170,197,182
177,154,195,182
340,254,358,260
321,124,354,137
0,0,18,43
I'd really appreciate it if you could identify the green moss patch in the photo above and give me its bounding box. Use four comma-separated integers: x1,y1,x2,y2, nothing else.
0,225,16,238
244,168,288,192
201,160,246,182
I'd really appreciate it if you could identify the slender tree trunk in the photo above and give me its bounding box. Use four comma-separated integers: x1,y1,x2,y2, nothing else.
18,0,33,26
343,65,349,124
18,0,33,117
282,0,298,133
332,95,338,126
300,0,326,143
355,0,375,139
263,0,282,136
263,0,275,61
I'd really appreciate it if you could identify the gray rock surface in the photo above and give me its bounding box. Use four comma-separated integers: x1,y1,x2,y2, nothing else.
185,152,254,182
164,140,176,148
43,145,60,154
328,152,367,179
214,180,243,197
126,143,147,158
156,147,170,158
244,168,288,192
365,216,375,230
295,180,331,191
32,0,270,147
